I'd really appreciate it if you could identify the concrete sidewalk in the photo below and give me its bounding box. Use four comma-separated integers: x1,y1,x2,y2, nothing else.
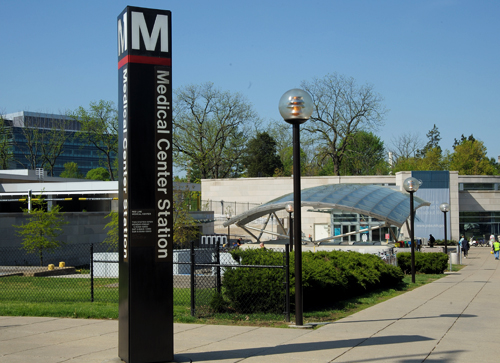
1,247,498,362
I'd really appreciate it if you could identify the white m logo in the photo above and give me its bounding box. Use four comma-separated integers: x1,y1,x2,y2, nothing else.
118,13,127,56
132,12,169,52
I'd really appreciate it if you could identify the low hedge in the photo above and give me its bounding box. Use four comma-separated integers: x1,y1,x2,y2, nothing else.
434,239,458,246
220,248,404,313
396,252,448,274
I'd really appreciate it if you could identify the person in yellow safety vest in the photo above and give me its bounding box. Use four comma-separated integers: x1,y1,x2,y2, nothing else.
492,240,500,260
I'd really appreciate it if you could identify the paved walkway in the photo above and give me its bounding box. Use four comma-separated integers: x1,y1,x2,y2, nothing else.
0,247,498,362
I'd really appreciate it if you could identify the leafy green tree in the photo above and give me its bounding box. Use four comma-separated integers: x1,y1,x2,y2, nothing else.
339,131,388,175
14,196,68,266
301,73,387,176
86,167,110,181
173,186,201,247
392,147,449,173
276,146,308,176
242,132,283,177
0,116,13,169
71,100,118,181
173,82,259,179
449,138,495,175
103,211,118,249
417,124,441,157
60,162,83,179
267,118,317,176
453,134,476,149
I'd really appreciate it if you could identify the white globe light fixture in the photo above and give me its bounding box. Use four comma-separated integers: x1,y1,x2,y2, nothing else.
439,203,450,213
403,177,421,193
279,89,313,124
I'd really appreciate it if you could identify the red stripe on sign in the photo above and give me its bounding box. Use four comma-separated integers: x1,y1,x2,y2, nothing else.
118,55,171,69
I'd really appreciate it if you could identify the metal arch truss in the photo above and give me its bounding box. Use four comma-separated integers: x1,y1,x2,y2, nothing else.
235,210,394,245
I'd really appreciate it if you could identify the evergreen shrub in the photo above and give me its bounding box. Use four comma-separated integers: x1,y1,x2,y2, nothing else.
397,252,448,274
434,239,457,246
222,248,285,313
220,248,404,313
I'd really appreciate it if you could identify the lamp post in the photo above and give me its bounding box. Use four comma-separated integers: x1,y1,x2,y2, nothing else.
403,177,421,284
226,214,231,247
286,204,294,252
439,203,450,254
279,89,313,326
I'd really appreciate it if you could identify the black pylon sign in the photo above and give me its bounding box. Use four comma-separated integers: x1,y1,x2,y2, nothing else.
117,6,173,363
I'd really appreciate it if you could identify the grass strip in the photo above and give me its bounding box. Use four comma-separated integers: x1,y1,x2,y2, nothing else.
0,273,446,327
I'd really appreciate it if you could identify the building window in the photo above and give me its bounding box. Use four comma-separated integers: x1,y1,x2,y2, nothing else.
460,211,500,240
461,183,496,191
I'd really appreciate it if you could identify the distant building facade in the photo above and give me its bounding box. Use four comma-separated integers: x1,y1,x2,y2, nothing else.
202,171,500,244
2,111,116,177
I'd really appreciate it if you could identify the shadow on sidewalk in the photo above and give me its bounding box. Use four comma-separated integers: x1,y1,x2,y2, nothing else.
176,334,434,362
334,313,477,324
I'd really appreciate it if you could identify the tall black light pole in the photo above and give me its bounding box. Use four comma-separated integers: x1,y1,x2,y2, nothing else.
403,177,421,284
286,204,294,252
440,203,450,254
226,214,231,246
279,89,313,326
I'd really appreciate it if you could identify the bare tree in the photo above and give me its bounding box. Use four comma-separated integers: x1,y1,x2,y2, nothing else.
15,119,44,170
173,83,258,179
41,118,69,176
0,114,13,169
388,132,424,162
301,73,387,176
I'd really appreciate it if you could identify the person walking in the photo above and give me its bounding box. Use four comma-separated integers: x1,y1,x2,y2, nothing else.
429,234,435,248
463,237,470,258
492,239,500,260
459,235,465,256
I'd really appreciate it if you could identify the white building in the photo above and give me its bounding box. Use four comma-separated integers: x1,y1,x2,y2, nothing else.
202,171,500,244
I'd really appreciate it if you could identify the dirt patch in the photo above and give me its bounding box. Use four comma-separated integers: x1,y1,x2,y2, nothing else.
0,266,76,277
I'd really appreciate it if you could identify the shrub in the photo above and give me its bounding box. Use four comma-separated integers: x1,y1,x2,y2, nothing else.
397,252,448,274
223,248,284,314
434,239,457,246
223,248,404,313
301,251,403,309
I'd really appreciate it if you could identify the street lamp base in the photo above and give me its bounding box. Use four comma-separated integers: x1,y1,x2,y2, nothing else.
288,324,314,329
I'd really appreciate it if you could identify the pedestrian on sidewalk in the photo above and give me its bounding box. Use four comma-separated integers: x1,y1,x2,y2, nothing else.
429,234,435,247
492,239,500,260
463,237,470,258
459,235,465,254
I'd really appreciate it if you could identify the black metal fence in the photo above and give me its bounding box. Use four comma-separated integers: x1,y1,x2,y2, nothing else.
173,242,290,320
0,242,118,303
0,242,290,320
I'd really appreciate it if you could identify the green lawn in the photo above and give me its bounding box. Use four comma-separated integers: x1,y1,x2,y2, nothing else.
0,273,446,327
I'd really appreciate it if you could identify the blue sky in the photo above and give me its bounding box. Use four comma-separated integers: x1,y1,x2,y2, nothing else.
1,0,499,164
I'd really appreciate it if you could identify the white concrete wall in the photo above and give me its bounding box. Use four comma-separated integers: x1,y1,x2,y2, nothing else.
202,172,500,243
202,175,397,241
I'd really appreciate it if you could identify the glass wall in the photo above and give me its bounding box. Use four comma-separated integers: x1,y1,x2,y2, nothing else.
459,211,500,242
329,211,398,243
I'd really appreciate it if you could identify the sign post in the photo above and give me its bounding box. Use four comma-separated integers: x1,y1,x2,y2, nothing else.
117,6,173,363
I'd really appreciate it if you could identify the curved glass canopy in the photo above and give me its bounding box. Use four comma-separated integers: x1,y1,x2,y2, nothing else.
224,184,430,228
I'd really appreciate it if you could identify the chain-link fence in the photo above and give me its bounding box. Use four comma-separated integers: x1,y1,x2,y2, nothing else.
0,242,118,303
173,242,290,319
0,241,290,320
